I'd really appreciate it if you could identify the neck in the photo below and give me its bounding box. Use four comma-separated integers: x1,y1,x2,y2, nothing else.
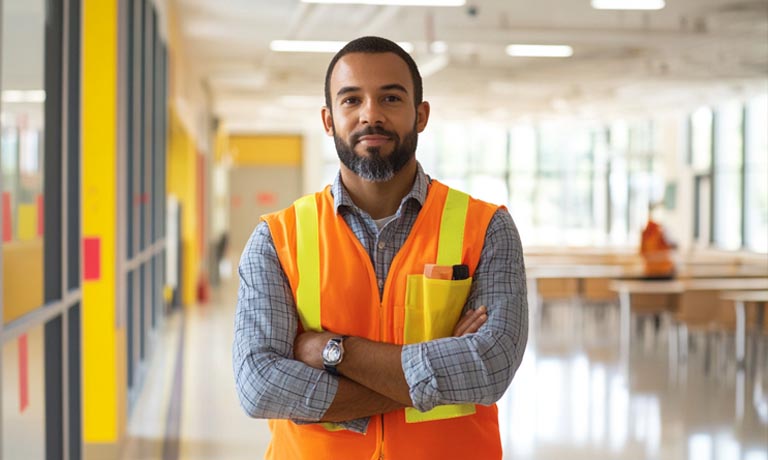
340,160,417,220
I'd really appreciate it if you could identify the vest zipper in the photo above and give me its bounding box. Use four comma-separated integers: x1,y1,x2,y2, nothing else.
379,301,385,342
379,414,385,459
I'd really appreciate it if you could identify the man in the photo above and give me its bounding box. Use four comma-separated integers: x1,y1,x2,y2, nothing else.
233,36,528,460
640,203,676,279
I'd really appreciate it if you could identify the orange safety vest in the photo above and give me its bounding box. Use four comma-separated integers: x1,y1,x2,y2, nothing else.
262,180,502,460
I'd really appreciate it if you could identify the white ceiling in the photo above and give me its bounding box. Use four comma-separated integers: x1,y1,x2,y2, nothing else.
174,0,768,132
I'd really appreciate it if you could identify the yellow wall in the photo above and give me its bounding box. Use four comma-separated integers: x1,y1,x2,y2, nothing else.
167,107,200,306
82,0,122,446
2,240,43,323
229,135,302,166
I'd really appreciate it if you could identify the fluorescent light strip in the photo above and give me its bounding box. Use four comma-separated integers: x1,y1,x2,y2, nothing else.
302,0,465,6
506,44,573,58
429,40,447,54
271,40,413,53
2,90,46,103
591,0,665,10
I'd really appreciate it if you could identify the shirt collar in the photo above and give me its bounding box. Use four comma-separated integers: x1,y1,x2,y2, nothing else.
331,161,430,215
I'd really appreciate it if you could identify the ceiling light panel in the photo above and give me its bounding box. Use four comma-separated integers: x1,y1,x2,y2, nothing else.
506,44,574,58
302,0,465,6
591,0,665,10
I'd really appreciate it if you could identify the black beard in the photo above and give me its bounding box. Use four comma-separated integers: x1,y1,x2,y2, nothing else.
334,125,418,182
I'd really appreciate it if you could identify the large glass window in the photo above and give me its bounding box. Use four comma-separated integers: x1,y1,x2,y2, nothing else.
465,122,508,205
691,107,713,171
533,121,596,245
508,123,537,242
1,0,45,324
124,0,169,405
745,94,768,252
2,326,46,459
713,100,744,250
2,0,82,458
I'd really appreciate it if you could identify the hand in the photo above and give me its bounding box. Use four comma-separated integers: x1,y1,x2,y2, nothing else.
294,331,335,369
453,305,487,337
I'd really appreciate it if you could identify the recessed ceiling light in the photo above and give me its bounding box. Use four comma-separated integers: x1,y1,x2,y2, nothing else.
506,44,573,58
430,41,448,54
1,90,46,103
591,0,665,10
301,0,465,6
270,40,414,53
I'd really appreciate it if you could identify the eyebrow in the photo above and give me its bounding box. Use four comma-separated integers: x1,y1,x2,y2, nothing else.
335,83,409,101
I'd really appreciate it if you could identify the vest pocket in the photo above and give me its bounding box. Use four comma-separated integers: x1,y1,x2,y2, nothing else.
403,273,477,423
404,274,472,344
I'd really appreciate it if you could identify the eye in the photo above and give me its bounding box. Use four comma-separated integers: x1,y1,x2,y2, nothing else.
341,96,360,106
383,95,402,103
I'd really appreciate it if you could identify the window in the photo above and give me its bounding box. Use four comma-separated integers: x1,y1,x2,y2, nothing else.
691,107,713,171
713,100,743,250
1,0,46,323
745,94,768,252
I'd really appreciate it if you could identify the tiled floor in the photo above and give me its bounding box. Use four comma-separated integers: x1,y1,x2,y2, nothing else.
122,280,768,460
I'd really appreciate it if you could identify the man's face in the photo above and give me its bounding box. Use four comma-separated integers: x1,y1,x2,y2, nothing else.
322,52,429,182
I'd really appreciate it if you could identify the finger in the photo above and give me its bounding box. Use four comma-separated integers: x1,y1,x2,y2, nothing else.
462,306,488,335
462,312,487,335
453,308,480,336
454,306,487,336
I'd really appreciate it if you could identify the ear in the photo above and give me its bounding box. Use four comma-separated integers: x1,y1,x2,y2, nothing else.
321,106,334,136
416,101,430,133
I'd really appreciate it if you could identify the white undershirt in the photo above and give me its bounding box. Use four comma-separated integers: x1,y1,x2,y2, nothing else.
374,214,397,231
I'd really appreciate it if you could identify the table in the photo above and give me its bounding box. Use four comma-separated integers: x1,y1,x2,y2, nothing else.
608,279,684,364
719,290,768,367
610,278,768,366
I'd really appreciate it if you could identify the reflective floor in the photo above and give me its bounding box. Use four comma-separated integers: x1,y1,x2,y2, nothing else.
122,279,768,460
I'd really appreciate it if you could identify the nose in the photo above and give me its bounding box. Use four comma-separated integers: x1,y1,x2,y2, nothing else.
360,98,384,126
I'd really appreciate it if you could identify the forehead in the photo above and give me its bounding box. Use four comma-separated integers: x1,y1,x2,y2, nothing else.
330,52,413,95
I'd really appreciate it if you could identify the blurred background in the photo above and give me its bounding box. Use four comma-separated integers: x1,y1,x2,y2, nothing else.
0,0,767,459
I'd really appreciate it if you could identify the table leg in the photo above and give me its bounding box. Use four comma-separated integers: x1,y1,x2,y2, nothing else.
619,289,630,365
735,368,745,422
751,302,765,374
735,300,746,368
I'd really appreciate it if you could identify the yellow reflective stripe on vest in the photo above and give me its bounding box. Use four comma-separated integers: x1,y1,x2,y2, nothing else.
436,188,469,265
295,195,344,432
294,195,322,332
405,187,475,423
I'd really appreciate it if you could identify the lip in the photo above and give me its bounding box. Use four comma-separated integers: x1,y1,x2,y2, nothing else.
357,135,391,147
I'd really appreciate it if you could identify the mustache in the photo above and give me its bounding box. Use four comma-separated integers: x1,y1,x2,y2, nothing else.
350,126,399,145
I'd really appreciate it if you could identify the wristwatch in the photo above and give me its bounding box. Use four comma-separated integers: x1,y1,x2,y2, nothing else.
322,336,348,376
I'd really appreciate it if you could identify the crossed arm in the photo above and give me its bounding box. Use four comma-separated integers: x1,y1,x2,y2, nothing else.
294,307,488,422
233,211,527,426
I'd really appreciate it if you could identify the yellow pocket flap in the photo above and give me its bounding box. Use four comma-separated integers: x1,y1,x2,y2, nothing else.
405,404,476,423
404,275,473,343
421,277,472,339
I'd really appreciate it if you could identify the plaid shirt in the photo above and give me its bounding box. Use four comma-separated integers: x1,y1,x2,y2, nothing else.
233,163,528,433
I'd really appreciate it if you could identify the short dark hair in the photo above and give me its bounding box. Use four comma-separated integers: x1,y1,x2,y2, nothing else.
324,36,423,110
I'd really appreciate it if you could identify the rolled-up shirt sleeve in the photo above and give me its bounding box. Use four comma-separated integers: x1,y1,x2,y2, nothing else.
401,209,528,412
232,222,369,433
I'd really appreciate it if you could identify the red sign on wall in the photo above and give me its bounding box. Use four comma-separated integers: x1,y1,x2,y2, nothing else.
84,237,101,281
19,333,29,413
256,192,277,207
37,194,44,236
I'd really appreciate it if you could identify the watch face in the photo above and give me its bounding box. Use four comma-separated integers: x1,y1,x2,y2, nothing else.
323,341,343,365
324,345,341,363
